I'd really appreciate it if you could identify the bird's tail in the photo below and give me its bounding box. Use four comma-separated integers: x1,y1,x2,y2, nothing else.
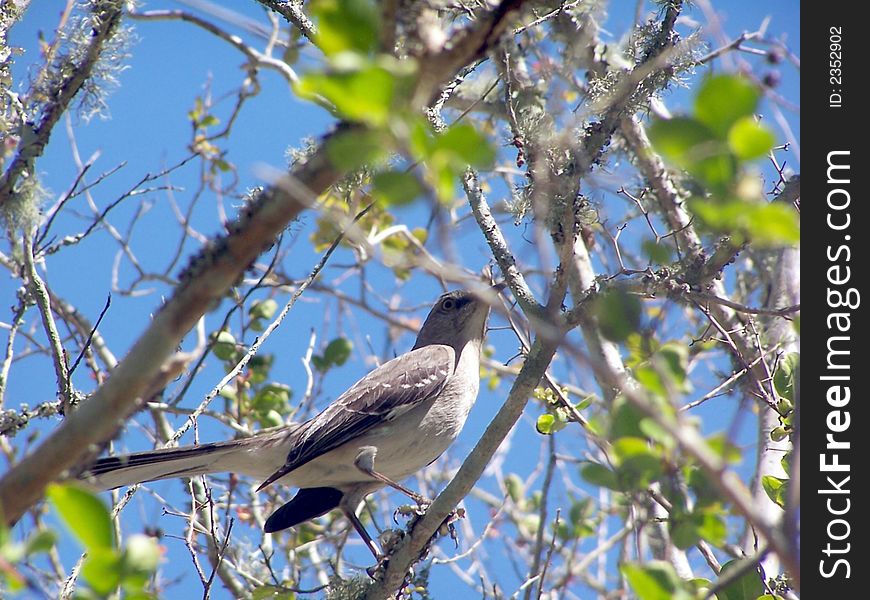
81,438,260,490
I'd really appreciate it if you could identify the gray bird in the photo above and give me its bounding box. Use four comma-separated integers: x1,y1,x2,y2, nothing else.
82,286,501,557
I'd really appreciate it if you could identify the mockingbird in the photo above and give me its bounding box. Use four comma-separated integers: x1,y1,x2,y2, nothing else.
82,286,502,558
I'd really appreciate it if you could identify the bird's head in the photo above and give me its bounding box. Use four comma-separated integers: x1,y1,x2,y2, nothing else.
412,284,505,351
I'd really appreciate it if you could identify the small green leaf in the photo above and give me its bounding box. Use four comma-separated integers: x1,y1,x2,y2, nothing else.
647,117,718,168
297,64,396,126
372,171,424,206
609,396,648,440
82,546,122,595
642,239,673,264
689,199,799,246
211,330,237,361
504,474,524,503
122,534,160,573
716,559,764,600
434,123,496,168
728,117,776,160
622,561,693,600
593,289,642,342
761,475,787,508
311,0,379,56
325,129,389,169
324,337,353,367
773,353,799,402
249,299,279,321
694,75,760,137
581,463,621,491
536,413,555,434
24,530,57,556
46,484,114,551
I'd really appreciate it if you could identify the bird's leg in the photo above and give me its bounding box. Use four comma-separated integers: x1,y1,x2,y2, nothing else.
342,507,382,561
354,446,431,506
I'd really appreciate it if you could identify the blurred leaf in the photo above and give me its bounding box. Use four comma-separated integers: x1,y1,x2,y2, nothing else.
505,474,524,503
47,484,114,551
716,559,764,600
122,534,160,574
670,508,727,549
311,0,379,56
612,437,664,490
253,586,297,599
81,547,122,595
647,117,718,168
609,396,648,440
689,199,799,246
324,337,353,367
694,75,760,137
657,342,689,389
773,353,799,402
325,129,389,169
250,299,278,321
581,463,621,491
593,289,642,342
622,561,693,600
434,123,496,168
211,330,237,361
297,64,396,126
25,530,57,556
372,171,423,206
642,239,673,264
728,117,775,160
706,434,742,464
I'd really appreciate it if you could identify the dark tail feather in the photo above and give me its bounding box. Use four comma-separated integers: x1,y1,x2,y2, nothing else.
82,439,246,490
264,487,343,533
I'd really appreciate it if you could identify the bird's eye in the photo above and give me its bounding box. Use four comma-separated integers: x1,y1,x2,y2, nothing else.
441,298,457,310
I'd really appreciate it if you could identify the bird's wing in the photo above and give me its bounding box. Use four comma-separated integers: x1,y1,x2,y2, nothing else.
257,344,455,490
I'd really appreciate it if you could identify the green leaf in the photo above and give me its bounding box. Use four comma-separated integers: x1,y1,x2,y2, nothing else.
622,561,693,600
671,507,727,549
647,117,719,168
657,342,690,390
253,585,298,600
252,383,292,413
325,129,389,169
297,64,396,126
372,171,423,206
761,475,787,509
324,337,353,367
689,199,799,246
773,353,799,402
728,117,776,160
581,463,621,491
716,559,764,600
46,484,114,551
249,299,279,321
311,0,379,56
211,330,237,361
536,413,556,434
609,396,648,440
694,75,761,137
593,289,642,342
434,123,496,168
24,530,57,556
612,437,664,490
122,534,160,574
642,239,673,264
81,547,122,595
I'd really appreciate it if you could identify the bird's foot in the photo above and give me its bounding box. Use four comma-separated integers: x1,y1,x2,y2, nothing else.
438,507,465,548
